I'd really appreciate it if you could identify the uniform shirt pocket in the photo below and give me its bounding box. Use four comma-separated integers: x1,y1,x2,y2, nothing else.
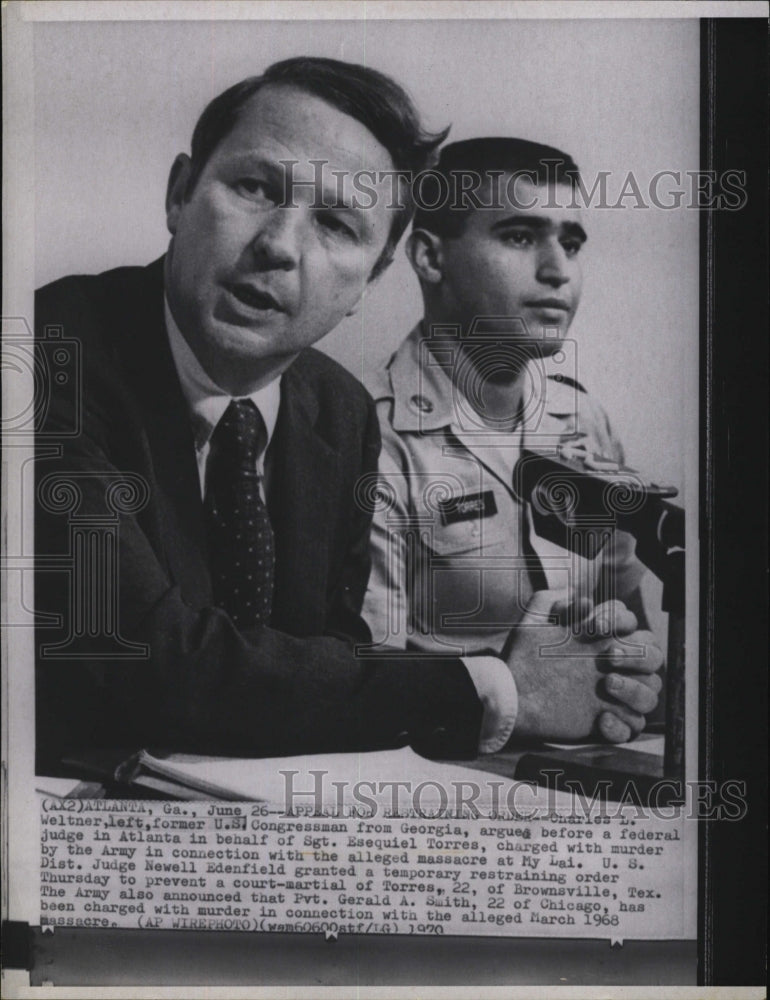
428,506,510,556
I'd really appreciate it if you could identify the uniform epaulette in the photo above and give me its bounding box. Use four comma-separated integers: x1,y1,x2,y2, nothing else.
547,373,587,393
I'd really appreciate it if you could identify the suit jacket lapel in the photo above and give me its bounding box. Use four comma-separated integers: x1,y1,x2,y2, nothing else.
117,260,341,622
120,259,212,606
268,360,340,634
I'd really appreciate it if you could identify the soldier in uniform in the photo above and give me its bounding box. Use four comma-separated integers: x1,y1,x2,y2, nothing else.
364,138,657,742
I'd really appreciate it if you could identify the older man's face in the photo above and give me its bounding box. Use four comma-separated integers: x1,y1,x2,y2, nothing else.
165,84,396,392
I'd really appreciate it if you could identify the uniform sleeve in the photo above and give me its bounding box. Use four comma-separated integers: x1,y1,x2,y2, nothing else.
361,403,412,650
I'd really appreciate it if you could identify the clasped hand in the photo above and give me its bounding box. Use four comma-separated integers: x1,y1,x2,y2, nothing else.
505,589,663,743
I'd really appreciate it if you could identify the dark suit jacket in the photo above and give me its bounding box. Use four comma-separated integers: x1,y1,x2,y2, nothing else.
34,259,482,770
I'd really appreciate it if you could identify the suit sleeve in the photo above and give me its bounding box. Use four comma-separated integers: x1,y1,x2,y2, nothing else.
34,286,482,769
319,392,386,646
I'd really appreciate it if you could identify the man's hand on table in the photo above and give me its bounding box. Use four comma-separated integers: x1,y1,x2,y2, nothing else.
504,589,663,744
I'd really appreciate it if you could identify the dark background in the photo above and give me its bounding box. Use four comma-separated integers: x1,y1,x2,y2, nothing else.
699,16,768,987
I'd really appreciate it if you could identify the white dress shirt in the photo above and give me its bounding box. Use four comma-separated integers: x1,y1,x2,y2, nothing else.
165,300,281,498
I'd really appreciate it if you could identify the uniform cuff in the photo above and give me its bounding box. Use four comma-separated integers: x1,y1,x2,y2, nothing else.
462,656,518,754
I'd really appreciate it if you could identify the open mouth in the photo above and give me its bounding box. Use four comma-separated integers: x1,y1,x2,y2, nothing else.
227,283,284,312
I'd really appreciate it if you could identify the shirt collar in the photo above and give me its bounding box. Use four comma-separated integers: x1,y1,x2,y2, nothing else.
386,322,576,434
164,297,281,452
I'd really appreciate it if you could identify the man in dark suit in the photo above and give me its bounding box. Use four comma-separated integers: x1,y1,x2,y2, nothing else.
35,57,661,773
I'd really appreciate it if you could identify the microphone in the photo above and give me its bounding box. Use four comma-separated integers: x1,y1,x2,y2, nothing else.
513,444,686,784
512,446,684,584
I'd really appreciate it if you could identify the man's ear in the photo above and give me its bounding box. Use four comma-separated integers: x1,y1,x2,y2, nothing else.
406,229,443,284
166,154,193,235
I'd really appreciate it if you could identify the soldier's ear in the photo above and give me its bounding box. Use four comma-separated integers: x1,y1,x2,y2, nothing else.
166,154,193,234
406,229,444,285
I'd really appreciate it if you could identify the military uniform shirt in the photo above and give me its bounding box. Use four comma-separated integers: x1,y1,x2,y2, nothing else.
362,324,645,657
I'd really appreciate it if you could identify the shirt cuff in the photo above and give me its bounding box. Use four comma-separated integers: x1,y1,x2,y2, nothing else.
462,656,518,754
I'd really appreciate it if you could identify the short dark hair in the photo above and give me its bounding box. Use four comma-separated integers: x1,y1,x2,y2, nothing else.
186,56,449,279
412,137,580,238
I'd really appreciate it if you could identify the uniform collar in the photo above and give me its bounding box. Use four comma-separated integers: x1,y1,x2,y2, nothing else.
164,297,281,452
386,322,580,434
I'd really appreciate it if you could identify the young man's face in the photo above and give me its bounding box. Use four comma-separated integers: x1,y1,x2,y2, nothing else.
437,175,586,352
165,84,397,392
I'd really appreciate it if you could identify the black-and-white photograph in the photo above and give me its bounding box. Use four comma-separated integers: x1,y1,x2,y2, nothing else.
2,2,766,995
